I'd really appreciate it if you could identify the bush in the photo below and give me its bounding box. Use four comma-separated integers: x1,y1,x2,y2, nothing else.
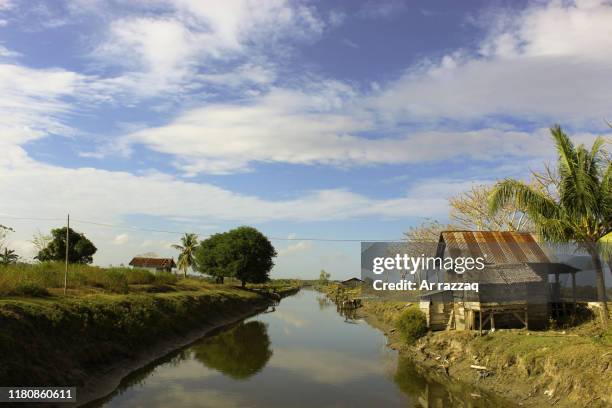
396,308,427,344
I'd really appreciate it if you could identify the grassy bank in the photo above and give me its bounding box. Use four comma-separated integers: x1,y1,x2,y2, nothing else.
0,263,300,388
358,296,611,408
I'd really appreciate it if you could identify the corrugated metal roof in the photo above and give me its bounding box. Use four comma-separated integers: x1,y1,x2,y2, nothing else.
439,231,551,264
129,257,176,268
459,263,547,284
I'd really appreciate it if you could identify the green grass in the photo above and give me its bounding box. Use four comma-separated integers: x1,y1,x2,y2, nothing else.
0,273,301,387
0,263,300,298
0,263,184,296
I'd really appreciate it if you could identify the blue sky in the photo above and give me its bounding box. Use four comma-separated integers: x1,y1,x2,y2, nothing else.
0,0,610,279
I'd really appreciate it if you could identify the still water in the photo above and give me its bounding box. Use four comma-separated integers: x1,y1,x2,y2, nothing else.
98,289,512,407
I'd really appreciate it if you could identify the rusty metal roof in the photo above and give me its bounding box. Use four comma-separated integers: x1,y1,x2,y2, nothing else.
129,257,176,268
439,231,551,264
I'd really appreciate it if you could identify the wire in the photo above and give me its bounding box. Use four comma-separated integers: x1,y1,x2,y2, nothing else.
1,213,403,242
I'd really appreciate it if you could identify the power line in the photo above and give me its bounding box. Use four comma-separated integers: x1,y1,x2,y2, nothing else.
0,213,403,242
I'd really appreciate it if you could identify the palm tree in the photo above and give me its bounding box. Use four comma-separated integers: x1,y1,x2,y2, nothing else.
0,248,19,265
172,233,199,278
488,125,611,327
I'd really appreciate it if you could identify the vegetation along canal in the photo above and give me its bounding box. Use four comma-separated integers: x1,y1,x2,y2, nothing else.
94,289,514,407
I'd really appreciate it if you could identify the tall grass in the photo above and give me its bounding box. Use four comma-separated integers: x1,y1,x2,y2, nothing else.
0,263,176,296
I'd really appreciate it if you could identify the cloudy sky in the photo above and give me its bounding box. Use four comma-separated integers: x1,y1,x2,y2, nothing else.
1,0,610,279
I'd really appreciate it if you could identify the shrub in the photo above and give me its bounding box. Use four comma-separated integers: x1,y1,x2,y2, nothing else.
396,308,427,344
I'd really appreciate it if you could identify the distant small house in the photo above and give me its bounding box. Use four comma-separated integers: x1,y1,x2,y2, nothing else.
129,257,176,273
340,277,363,288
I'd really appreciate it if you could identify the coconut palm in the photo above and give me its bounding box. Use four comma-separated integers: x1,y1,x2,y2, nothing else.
488,125,611,327
172,233,199,278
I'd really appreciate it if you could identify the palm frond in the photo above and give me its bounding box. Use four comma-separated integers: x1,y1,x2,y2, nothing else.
488,179,559,220
550,125,577,179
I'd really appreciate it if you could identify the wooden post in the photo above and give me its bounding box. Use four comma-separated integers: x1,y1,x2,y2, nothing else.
64,214,69,295
524,308,529,330
554,272,560,318
491,311,495,331
479,311,482,336
571,271,577,313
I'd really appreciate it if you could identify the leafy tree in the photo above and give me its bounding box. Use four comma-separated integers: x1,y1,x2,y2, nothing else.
489,125,611,327
192,321,272,379
194,227,276,287
0,248,19,265
194,232,233,283
172,233,198,277
36,227,97,264
319,269,331,283
224,226,276,287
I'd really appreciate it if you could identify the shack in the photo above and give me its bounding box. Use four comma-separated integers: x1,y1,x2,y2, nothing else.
129,257,176,273
340,277,363,288
419,231,579,331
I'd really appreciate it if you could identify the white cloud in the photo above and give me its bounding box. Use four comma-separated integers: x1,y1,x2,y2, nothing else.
125,85,605,174
89,0,326,96
373,0,612,124
112,233,129,245
0,45,19,57
0,63,86,145
115,1,612,175
0,143,459,265
278,240,312,256
0,144,452,224
0,0,12,11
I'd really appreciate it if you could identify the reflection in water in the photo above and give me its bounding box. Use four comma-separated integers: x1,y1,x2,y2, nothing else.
99,290,514,408
316,294,332,310
337,305,359,323
394,356,511,408
192,321,272,380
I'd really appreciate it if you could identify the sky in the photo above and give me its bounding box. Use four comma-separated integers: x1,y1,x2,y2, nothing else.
0,0,611,279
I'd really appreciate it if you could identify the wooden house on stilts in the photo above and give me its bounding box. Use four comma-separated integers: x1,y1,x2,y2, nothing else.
419,231,580,332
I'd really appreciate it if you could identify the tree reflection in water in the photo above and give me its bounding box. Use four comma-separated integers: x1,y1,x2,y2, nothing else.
192,321,272,380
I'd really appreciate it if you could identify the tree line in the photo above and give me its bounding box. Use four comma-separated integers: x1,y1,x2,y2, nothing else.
0,224,276,288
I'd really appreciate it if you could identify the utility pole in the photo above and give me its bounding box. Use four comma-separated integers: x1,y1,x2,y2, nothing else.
64,214,69,295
